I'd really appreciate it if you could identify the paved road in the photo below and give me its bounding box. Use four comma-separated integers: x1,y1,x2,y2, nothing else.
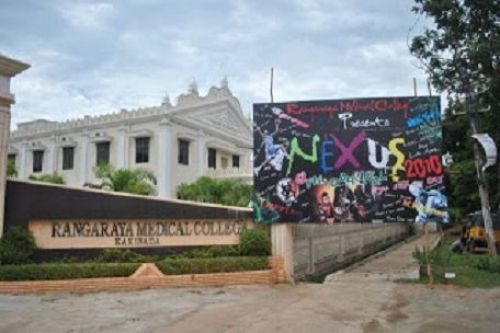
0,236,498,333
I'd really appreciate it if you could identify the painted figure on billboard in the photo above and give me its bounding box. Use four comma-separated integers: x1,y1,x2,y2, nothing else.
253,96,448,224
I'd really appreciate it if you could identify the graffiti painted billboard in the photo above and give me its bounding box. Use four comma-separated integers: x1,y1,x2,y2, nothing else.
252,97,448,224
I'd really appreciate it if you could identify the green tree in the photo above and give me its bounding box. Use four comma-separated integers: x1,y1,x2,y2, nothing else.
7,159,16,177
28,173,65,184
90,164,156,196
177,177,252,207
410,0,500,215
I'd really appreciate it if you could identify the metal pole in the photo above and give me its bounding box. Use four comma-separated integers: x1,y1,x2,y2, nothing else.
270,67,274,103
466,93,497,255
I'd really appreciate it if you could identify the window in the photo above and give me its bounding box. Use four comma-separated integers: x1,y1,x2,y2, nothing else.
208,148,216,169
7,154,15,163
135,137,150,163
62,147,74,170
178,139,189,165
232,155,240,168
33,150,44,173
96,142,110,165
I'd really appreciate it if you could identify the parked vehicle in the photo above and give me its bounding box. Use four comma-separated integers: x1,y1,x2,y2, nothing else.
465,211,500,252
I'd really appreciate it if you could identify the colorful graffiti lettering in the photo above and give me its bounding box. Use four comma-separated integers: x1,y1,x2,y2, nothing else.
286,134,320,175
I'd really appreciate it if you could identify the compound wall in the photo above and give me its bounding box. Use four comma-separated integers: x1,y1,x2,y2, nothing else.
272,223,410,281
4,179,254,261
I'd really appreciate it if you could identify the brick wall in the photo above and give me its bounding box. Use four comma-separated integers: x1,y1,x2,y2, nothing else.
0,257,285,294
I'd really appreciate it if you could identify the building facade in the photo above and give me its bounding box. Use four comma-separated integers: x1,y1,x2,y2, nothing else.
8,81,253,198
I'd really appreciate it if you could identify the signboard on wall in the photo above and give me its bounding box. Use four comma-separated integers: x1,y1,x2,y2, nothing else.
29,219,250,249
252,97,448,224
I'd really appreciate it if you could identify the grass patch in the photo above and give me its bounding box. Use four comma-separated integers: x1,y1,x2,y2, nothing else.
414,236,500,288
0,263,140,281
156,256,269,275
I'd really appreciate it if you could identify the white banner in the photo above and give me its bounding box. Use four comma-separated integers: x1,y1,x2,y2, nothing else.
472,134,498,172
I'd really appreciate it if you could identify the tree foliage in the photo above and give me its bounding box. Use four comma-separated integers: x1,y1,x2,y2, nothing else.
410,0,499,95
410,0,500,217
91,164,157,196
177,177,252,207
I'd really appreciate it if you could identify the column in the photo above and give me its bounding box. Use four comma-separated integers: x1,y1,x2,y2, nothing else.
47,136,57,174
116,126,127,169
245,150,253,174
0,54,30,237
19,142,28,179
197,130,205,178
79,132,89,186
0,105,11,182
157,118,172,197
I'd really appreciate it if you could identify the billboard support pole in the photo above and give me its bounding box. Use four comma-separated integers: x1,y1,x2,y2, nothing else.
270,67,274,103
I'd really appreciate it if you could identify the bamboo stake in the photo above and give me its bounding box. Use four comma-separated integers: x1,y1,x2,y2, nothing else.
424,223,433,285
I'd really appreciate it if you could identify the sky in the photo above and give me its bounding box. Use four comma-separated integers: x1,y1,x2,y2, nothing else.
1,0,435,129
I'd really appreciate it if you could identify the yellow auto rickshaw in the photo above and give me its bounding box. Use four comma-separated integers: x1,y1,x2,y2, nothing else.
466,211,500,252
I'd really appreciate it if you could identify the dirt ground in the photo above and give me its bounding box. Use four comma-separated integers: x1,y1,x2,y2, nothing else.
1,235,499,333
0,281,499,333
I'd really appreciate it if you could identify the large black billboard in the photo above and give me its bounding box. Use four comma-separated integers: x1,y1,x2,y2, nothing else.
252,97,448,224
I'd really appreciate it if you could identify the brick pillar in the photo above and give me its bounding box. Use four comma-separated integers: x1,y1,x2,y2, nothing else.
0,55,29,237
271,223,294,282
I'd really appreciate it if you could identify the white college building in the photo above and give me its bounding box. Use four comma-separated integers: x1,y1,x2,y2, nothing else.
8,80,253,198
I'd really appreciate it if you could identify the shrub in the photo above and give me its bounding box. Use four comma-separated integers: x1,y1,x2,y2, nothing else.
0,263,140,281
239,228,271,256
156,256,268,275
7,159,16,177
0,228,36,265
94,248,158,263
29,173,65,184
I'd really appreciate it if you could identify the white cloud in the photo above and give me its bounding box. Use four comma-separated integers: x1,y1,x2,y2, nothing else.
292,0,380,31
57,2,114,29
4,0,436,126
172,40,199,58
217,1,280,45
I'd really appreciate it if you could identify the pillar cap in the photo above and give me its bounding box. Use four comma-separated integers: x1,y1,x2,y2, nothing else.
0,54,30,77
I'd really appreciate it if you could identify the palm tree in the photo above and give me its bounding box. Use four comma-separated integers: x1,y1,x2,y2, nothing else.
177,176,252,207
91,164,157,196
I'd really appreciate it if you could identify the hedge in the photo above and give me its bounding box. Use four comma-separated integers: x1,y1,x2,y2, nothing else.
0,263,140,281
93,248,159,263
156,256,269,275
